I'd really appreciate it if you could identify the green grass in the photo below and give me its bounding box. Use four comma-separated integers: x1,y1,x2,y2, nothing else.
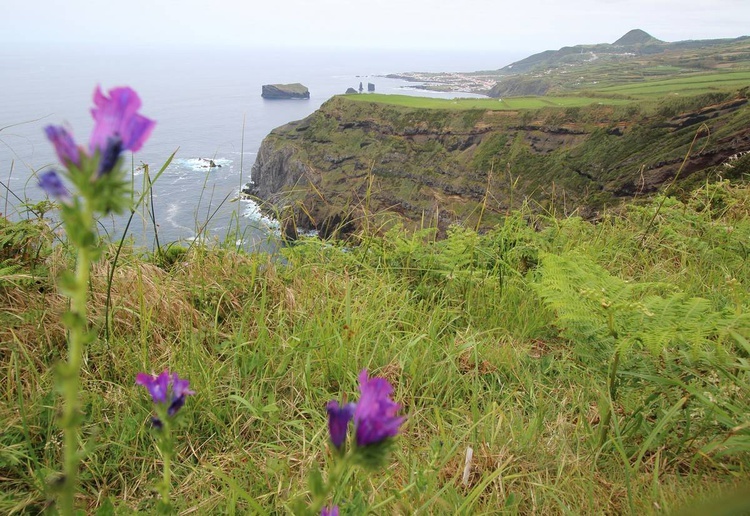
342,93,633,110
2,179,750,514
590,70,750,98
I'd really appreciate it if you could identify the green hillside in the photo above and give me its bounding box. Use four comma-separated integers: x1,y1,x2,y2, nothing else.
2,180,750,513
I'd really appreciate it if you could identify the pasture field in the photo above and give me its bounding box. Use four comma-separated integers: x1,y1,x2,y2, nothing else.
342,93,633,110
590,70,750,98
344,69,749,110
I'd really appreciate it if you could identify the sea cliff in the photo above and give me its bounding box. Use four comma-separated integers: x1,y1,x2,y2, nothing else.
246,92,750,236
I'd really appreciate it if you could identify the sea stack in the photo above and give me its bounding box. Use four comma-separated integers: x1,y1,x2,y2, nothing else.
261,83,310,99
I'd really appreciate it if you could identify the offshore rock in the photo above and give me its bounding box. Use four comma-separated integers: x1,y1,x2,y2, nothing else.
261,83,310,99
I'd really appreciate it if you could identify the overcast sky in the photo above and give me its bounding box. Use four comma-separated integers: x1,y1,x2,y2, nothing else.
2,0,748,54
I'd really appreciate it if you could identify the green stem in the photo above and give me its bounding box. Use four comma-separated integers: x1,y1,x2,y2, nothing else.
60,234,92,515
156,415,174,514
598,349,621,449
311,452,351,513
162,451,171,508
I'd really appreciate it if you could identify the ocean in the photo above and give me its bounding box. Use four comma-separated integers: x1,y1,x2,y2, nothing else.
0,46,523,249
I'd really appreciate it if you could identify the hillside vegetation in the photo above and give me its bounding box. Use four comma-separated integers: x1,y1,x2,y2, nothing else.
392,30,750,98
247,87,750,236
2,179,750,513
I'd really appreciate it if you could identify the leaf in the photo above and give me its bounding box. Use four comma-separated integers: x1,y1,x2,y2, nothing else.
308,464,325,498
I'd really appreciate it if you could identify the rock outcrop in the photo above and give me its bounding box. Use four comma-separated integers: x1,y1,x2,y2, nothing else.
261,83,310,99
246,93,750,237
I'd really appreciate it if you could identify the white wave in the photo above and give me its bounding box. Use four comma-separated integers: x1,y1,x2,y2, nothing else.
242,198,279,230
164,202,194,233
174,157,233,173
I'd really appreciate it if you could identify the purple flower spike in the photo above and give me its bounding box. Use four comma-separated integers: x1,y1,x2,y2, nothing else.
90,86,155,154
136,370,170,404
326,400,355,448
44,126,81,167
97,135,123,176
38,170,71,202
354,369,404,447
168,373,195,416
321,506,339,516
136,370,194,425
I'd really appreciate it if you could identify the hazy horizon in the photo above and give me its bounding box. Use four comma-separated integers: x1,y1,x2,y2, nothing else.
3,0,748,56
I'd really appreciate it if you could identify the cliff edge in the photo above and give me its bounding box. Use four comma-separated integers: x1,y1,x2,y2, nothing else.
246,93,750,237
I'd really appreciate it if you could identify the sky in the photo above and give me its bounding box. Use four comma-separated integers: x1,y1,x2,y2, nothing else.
1,0,748,54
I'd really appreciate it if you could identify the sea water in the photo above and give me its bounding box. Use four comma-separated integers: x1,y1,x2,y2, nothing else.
0,45,523,249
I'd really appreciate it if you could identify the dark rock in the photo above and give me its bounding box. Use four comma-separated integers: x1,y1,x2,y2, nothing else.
281,215,298,241
198,158,221,168
319,212,355,240
345,87,358,94
262,83,310,99
368,83,375,92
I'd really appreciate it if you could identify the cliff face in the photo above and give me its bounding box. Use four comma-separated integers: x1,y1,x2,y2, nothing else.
246,94,750,236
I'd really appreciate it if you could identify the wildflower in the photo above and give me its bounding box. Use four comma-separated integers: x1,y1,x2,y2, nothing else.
97,135,124,177
353,369,403,447
90,86,155,155
321,505,339,516
136,370,194,426
38,170,71,202
326,400,355,448
168,373,194,416
43,85,155,177
44,126,81,167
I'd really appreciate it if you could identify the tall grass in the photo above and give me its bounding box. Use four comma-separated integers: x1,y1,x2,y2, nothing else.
1,178,749,513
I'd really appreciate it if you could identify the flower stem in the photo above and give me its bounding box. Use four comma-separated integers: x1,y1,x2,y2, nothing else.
60,240,91,515
162,451,171,508
156,416,174,514
311,452,351,513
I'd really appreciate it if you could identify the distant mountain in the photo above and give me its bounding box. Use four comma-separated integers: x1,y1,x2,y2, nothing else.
613,29,662,46
488,30,750,97
496,30,748,76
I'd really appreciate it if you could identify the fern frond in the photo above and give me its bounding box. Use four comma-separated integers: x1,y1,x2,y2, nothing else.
533,251,750,361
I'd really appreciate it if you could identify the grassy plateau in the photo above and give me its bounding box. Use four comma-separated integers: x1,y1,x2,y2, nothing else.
343,94,633,110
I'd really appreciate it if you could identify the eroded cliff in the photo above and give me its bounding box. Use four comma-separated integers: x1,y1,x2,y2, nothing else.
245,93,750,236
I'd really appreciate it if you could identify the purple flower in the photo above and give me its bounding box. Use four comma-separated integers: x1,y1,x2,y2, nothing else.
321,506,339,516
136,370,194,424
41,85,154,190
326,400,355,448
136,370,170,404
44,126,81,167
90,86,155,155
353,369,403,447
97,136,124,177
38,170,71,202
168,373,195,416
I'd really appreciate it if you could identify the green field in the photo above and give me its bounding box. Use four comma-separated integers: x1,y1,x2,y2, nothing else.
343,69,749,110
592,70,750,98
342,93,633,110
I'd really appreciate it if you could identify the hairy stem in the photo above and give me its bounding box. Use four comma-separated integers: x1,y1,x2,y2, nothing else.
60,219,92,515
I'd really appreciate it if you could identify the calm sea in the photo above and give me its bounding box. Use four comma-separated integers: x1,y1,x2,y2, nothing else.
0,46,522,248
